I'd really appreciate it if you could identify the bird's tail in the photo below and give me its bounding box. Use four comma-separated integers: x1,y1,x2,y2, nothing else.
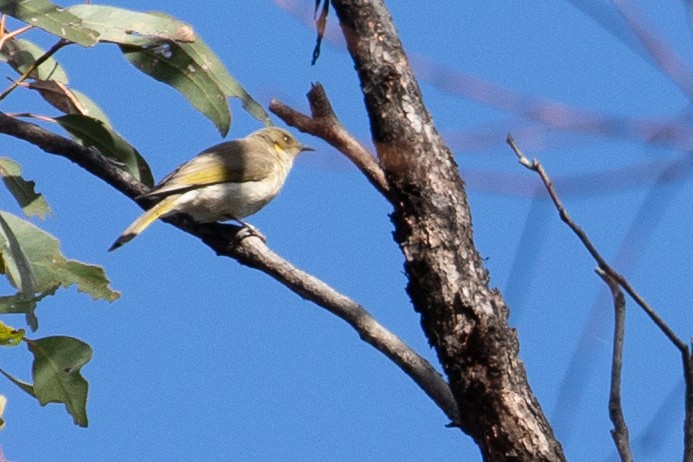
109,195,180,251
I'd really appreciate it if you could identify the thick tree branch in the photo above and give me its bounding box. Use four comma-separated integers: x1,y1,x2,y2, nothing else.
325,1,565,460
0,112,144,198
0,111,460,424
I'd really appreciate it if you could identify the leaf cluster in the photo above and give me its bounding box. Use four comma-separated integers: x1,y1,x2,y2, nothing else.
0,0,270,429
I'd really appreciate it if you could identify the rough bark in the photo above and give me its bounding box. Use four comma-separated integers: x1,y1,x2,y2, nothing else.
331,1,566,460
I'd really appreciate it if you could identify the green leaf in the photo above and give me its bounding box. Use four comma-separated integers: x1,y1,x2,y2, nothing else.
0,38,69,82
0,367,35,397
0,213,38,300
54,114,154,186
0,212,120,329
118,9,273,134
27,336,91,427
0,212,121,301
66,5,194,46
0,286,58,331
0,286,57,331
60,261,119,302
177,36,271,127
120,42,231,136
27,80,112,127
0,157,51,219
0,0,99,47
0,212,42,329
69,88,113,127
0,320,25,346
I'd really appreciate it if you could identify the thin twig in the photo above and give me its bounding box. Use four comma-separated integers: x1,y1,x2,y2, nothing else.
506,135,686,351
597,268,633,462
506,133,692,461
0,24,33,51
270,83,391,200
0,38,71,102
6,112,56,123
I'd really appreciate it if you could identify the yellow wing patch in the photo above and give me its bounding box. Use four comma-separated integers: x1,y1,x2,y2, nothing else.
142,142,276,198
175,162,238,185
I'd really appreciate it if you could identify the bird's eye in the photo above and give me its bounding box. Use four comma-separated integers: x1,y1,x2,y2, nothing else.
282,135,290,143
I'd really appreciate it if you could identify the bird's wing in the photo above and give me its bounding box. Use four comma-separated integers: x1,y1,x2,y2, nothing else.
142,141,275,198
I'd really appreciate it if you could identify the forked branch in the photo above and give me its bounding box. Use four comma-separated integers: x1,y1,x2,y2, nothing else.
270,83,391,200
507,134,692,461
597,268,633,462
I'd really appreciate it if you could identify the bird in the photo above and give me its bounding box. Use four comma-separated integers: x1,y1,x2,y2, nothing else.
108,126,312,251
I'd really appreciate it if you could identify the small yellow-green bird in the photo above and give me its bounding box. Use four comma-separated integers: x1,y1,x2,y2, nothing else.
109,127,313,251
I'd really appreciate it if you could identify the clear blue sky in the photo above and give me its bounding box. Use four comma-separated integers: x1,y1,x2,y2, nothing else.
0,1,691,460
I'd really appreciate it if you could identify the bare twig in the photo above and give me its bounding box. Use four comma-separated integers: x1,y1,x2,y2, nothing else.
270,83,391,200
0,38,71,102
597,268,633,462
507,133,692,461
0,111,460,424
0,24,33,51
506,135,686,350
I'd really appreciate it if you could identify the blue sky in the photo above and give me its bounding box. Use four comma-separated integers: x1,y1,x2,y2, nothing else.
0,1,691,460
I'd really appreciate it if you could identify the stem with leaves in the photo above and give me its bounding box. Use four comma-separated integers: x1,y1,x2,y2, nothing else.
0,38,71,101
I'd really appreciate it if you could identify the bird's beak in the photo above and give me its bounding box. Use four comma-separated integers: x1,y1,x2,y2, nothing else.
300,145,315,152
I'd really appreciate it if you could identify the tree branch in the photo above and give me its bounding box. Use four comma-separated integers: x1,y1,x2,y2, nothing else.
270,83,391,200
508,135,686,351
597,268,633,462
507,133,692,461
197,224,460,422
0,111,460,424
0,38,71,101
0,112,144,198
325,1,565,460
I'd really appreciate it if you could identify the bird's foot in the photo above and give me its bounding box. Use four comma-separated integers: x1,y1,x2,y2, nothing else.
229,220,266,247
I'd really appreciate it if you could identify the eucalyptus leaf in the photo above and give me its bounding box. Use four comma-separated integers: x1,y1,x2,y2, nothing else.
0,367,35,397
28,80,86,116
0,0,99,47
0,157,51,219
27,336,92,427
0,38,69,82
54,114,154,186
70,88,112,127
0,212,120,329
176,36,270,127
120,42,231,136
0,213,38,300
66,4,194,46
27,81,112,127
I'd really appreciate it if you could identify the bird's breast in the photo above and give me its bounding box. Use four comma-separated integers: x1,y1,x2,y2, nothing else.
171,173,287,222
